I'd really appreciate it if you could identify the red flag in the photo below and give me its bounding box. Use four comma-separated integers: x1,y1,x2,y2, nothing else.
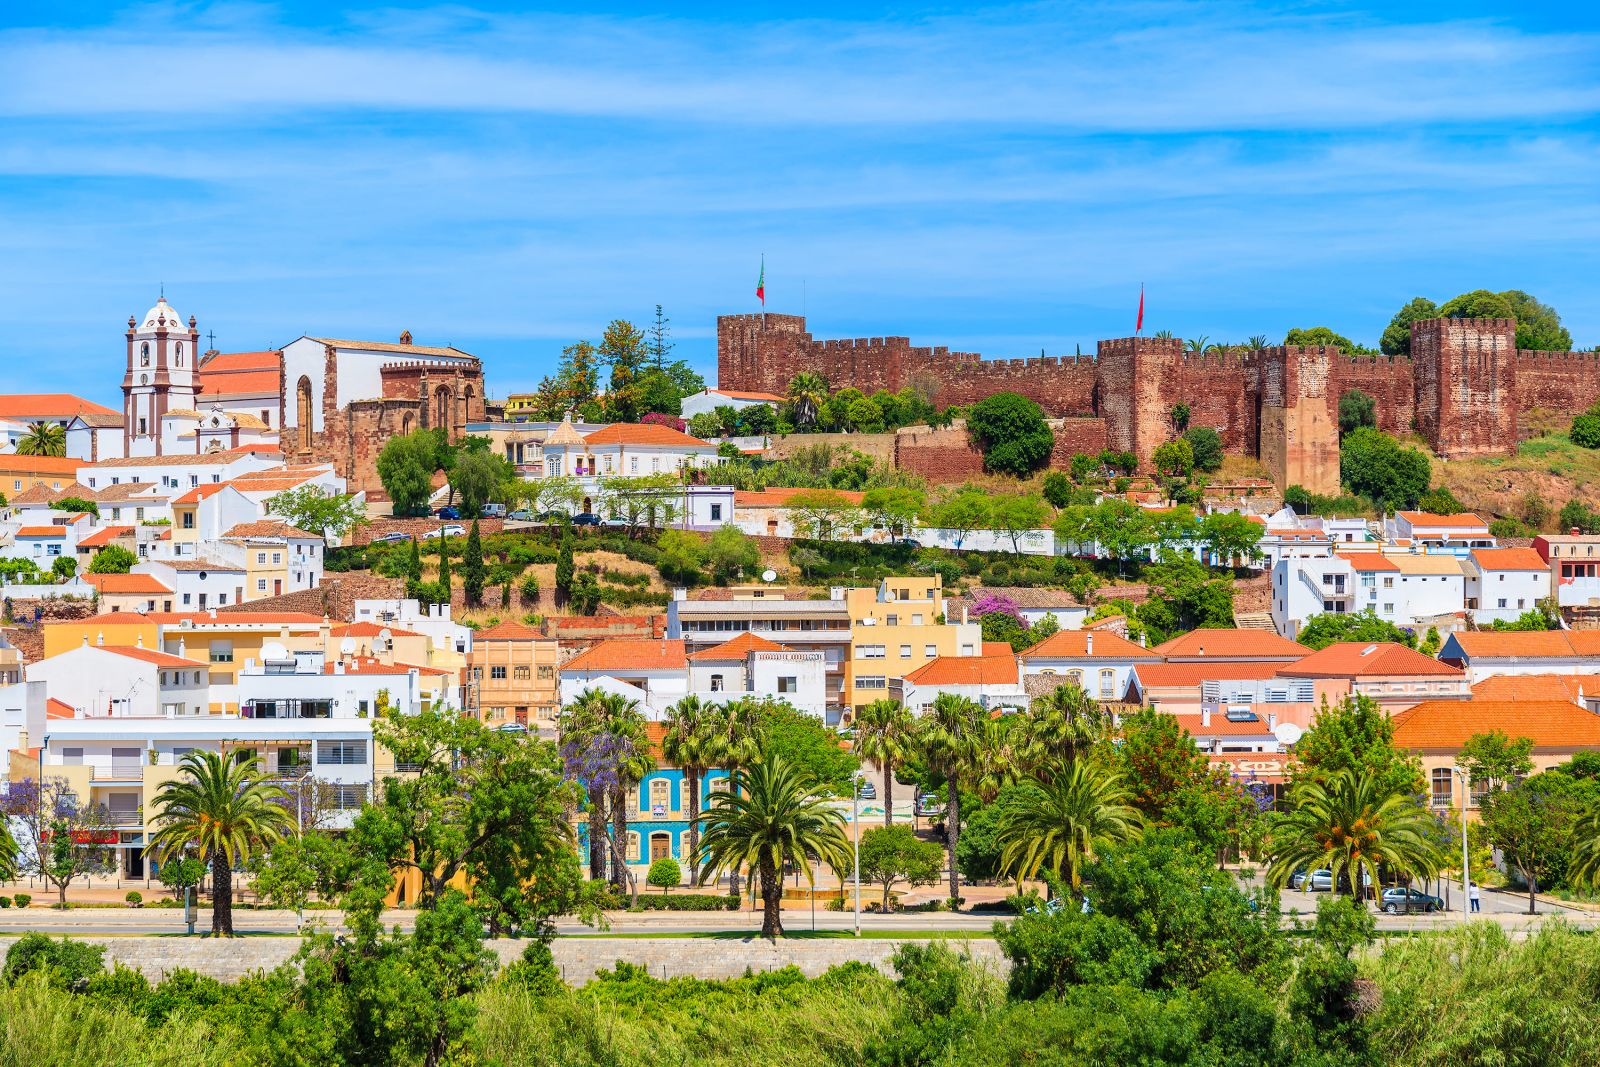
1136,285,1144,333
756,256,766,307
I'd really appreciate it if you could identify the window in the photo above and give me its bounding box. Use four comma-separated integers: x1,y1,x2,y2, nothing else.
490,666,507,680
332,784,368,810
709,674,724,691
898,644,913,658
650,778,670,814
855,675,887,690
1430,767,1452,808
1098,669,1116,698
62,747,84,766
257,552,267,564
924,644,937,657
317,740,367,765
537,665,553,680
182,593,192,605
272,552,282,564
886,614,899,626
182,512,194,529
1382,603,1394,614
257,579,268,592
513,666,530,681
190,475,199,487
710,504,722,522
912,614,924,625
1497,598,1507,609
860,645,886,659
209,643,234,664
777,676,798,693
629,456,639,474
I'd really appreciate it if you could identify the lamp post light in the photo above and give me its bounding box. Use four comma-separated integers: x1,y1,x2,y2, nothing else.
1451,765,1471,914
852,770,863,938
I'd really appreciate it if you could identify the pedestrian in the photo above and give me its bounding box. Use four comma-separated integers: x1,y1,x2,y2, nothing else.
1470,882,1481,913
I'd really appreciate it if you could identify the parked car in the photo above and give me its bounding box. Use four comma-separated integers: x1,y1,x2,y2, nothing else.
857,780,876,800
1291,869,1334,892
571,512,601,526
370,531,411,544
422,524,465,539
600,517,629,529
507,509,535,522
1381,887,1444,914
481,503,507,519
914,792,945,818
536,510,571,524
435,506,461,520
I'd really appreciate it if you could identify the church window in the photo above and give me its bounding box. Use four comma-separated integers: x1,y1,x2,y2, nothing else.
141,343,150,367
296,377,314,450
175,342,184,366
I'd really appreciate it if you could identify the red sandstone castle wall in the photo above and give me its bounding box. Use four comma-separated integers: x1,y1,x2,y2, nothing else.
1331,356,1416,436
1170,353,1257,453
1514,350,1600,418
1411,318,1517,459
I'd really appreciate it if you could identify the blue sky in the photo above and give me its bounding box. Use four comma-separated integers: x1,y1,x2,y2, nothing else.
3,1,1598,406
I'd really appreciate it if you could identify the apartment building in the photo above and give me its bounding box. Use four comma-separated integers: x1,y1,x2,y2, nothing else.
1533,532,1600,609
558,638,690,718
1276,641,1469,714
844,576,983,719
1463,548,1551,625
1438,630,1600,684
1017,629,1161,702
468,620,560,729
686,633,829,719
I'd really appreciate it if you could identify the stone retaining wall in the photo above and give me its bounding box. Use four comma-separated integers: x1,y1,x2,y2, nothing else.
0,935,1006,986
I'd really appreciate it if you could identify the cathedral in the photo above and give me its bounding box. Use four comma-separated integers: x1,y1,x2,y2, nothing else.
119,295,486,498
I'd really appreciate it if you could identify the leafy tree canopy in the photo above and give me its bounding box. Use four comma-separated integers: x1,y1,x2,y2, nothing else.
966,392,1055,477
1284,326,1358,352
88,544,137,574
1295,608,1415,651
1337,389,1376,438
1182,426,1223,473
1439,288,1516,321
1340,427,1430,510
1380,297,1439,356
1290,694,1423,798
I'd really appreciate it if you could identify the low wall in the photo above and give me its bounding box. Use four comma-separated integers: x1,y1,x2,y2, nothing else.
0,935,1007,986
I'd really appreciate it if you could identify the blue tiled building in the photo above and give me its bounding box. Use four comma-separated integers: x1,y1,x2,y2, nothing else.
575,763,733,883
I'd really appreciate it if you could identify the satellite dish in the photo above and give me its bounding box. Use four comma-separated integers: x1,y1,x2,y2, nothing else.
761,569,777,583
340,637,358,655
1273,722,1304,747
261,641,289,661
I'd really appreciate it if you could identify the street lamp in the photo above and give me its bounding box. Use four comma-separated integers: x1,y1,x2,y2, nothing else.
1450,766,1471,914
852,770,864,938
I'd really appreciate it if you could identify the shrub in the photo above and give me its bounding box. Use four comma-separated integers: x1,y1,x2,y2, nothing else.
0,896,10,908
13,893,31,908
499,939,565,996
519,572,541,603
646,857,682,894
124,891,143,907
628,894,741,911
1572,413,1600,450
3,933,106,987
996,910,1158,999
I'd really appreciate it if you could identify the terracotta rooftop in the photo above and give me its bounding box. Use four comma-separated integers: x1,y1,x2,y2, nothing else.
198,351,282,397
8,482,91,506
84,452,260,468
1153,628,1308,661
0,393,117,419
582,423,714,448
1173,713,1277,736
330,620,424,639
223,520,321,540
1471,673,1592,704
904,654,1020,686
101,645,201,669
1346,554,1400,572
83,573,172,595
1132,661,1287,687
1389,554,1464,577
1469,547,1549,572
154,558,245,573
471,620,545,641
308,337,476,359
687,632,789,661
1019,630,1159,661
78,525,136,548
1393,698,1600,749
1445,631,1599,659
1396,511,1488,528
0,455,81,475
46,698,74,720
734,487,867,508
325,657,453,677
562,638,688,672
1279,641,1463,678
172,483,229,506
14,526,67,538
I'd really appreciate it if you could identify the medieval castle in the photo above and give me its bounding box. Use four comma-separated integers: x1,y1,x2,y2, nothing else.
718,313,1600,493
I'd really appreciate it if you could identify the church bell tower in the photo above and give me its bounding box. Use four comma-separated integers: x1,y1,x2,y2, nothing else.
123,295,200,457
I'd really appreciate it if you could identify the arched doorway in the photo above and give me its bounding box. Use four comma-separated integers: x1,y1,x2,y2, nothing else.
400,410,415,436
296,377,314,450
434,386,453,438
462,385,475,427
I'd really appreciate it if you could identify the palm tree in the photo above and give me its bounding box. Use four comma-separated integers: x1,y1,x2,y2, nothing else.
1153,329,1175,340
786,372,830,430
1184,336,1209,353
1246,335,1270,351
1570,806,1600,889
14,421,66,458
694,753,851,938
997,760,1142,898
661,695,723,884
147,751,294,935
854,698,914,826
919,692,1001,902
1015,683,1112,776
1267,768,1444,899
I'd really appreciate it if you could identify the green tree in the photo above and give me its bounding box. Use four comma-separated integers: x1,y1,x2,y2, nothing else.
846,396,885,433
693,754,851,938
1290,694,1422,798
265,485,368,542
87,544,137,574
1041,470,1073,507
705,524,758,584
1561,499,1600,535
553,339,601,410
1340,427,1430,509
1416,485,1463,514
449,444,512,518
1135,556,1235,641
919,693,1001,901
1284,326,1357,351
1183,426,1223,473
928,488,991,550
1169,403,1191,433
147,751,295,935
1069,453,1100,484
1500,289,1572,351
656,529,707,585
1113,708,1210,820
1459,730,1535,794
1481,773,1587,913
1295,608,1415,651
376,429,440,516
854,698,916,826
646,857,681,894
861,486,923,539
849,824,944,911
407,535,423,582
461,519,486,605
967,392,1055,476
1152,438,1193,480
50,556,77,582
751,699,859,796
1268,768,1443,898
1199,511,1263,568
786,488,861,541
53,496,98,517
1016,683,1112,774
597,319,651,421
1337,388,1377,437
254,831,356,930
1379,297,1439,356
661,696,724,885
436,533,452,597
989,493,1050,553
786,372,830,430
687,412,722,440
1439,288,1516,321
1572,413,1600,449
14,421,66,457
998,760,1142,898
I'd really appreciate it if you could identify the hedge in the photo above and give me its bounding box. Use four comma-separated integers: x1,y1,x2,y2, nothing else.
627,894,740,912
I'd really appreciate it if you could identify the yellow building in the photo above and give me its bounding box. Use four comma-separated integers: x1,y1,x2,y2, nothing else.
0,453,82,499
842,575,983,717
468,620,561,729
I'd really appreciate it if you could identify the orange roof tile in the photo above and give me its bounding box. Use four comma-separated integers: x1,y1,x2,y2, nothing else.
197,351,282,397
330,620,425,639
172,483,229,505
470,620,544,641
1393,699,1600,749
1153,629,1308,660
76,525,136,548
734,487,867,508
15,526,67,538
981,641,1015,656
60,610,326,627
904,655,1019,686
84,452,247,468
84,573,172,595
223,520,321,540
562,638,688,672
1470,547,1549,572
1279,641,1462,678
1346,554,1400,572
688,632,788,661
1172,713,1276,736
1396,511,1487,527
1133,661,1287,687
709,389,785,402
0,454,82,475
582,423,713,448
1471,674,1592,704
0,393,117,419
100,645,201,669
46,698,74,719
1019,630,1159,661
1445,631,1584,659
325,657,453,677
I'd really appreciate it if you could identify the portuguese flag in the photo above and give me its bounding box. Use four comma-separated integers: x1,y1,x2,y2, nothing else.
756,257,765,306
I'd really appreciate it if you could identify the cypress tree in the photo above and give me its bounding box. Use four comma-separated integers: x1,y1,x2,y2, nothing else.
463,520,486,605
437,533,452,596
556,531,575,603
407,536,422,582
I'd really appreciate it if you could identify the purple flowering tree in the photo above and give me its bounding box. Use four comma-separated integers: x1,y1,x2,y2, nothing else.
0,776,117,906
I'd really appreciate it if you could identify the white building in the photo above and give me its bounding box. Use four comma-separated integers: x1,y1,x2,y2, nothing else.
558,638,690,719
351,599,474,658
902,650,1026,715
680,388,785,421
138,558,249,611
685,633,828,719
1464,547,1551,625
1016,630,1160,701
1385,511,1494,555
26,642,211,718
536,419,722,513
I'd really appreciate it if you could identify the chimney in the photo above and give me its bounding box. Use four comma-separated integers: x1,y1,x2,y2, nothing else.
1197,645,1205,657
1201,706,1211,727
1267,711,1278,728
1573,527,1581,536
1085,632,1093,655
177,637,186,659
136,634,144,648
82,635,89,648
961,606,969,625
209,609,217,620
334,659,346,675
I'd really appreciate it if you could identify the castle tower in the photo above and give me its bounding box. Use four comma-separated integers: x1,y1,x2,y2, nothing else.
1411,318,1517,459
1258,346,1340,495
716,313,812,394
1094,336,1182,469
122,296,200,457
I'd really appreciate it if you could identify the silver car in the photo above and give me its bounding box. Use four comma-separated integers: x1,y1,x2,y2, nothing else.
422,524,465,539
